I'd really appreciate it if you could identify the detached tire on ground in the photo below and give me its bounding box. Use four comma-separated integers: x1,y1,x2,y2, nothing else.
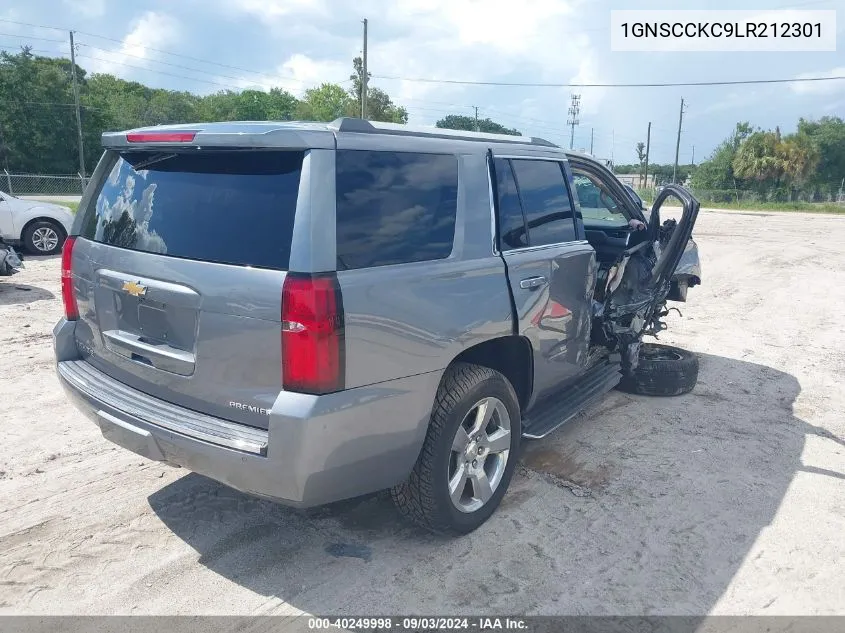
617,343,699,397
391,362,521,535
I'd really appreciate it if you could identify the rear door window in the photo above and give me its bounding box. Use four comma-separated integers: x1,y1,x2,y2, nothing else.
493,158,528,250
510,159,577,246
80,150,304,269
335,150,458,269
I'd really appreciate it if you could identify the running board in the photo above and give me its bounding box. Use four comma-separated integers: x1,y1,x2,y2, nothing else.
521,358,622,439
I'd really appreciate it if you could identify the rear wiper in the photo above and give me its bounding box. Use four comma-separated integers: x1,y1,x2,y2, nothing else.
131,153,177,170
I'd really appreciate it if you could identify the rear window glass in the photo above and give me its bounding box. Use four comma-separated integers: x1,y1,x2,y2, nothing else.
80,151,304,269
510,159,576,246
335,150,458,269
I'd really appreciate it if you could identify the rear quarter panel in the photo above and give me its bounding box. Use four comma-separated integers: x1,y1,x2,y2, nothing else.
338,151,514,389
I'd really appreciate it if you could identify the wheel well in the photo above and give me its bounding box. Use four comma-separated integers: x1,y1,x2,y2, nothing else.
22,217,66,239
450,336,533,411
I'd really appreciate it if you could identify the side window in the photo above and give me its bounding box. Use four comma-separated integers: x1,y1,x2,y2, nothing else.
510,159,576,246
336,150,458,269
493,158,528,250
572,170,628,226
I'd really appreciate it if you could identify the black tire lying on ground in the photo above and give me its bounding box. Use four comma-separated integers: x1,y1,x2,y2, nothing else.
617,343,699,397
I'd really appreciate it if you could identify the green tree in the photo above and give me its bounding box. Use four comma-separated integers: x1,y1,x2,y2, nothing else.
348,57,408,123
690,122,754,191
435,114,520,136
635,142,646,182
728,126,819,200
296,83,354,121
0,49,81,173
796,116,845,197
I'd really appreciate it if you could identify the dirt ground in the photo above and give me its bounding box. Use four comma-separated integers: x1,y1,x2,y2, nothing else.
0,209,843,617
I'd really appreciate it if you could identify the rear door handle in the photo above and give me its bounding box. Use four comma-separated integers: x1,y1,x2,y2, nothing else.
520,276,547,290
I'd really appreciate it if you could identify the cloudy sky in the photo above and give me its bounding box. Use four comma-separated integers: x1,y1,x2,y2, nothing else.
1,0,842,164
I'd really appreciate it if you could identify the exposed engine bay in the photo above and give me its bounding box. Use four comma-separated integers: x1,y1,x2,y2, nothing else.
588,186,701,375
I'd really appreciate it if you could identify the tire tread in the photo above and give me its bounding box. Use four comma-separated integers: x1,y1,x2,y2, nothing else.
617,343,698,397
391,362,516,534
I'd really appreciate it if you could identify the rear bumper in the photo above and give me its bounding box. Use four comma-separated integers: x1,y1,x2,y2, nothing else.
54,319,442,507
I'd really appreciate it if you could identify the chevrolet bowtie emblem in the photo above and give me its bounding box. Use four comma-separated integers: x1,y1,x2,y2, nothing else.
122,280,147,297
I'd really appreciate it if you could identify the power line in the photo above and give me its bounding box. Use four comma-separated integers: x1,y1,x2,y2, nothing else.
72,52,309,95
372,74,845,88
78,43,323,90
0,44,64,57
0,31,67,44
0,18,329,88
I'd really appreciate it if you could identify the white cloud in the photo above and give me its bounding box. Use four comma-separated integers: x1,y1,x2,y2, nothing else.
278,53,349,88
83,12,180,76
62,0,106,19
0,8,19,27
231,53,350,94
222,0,326,23
695,91,764,117
355,0,603,127
386,0,577,54
790,67,845,96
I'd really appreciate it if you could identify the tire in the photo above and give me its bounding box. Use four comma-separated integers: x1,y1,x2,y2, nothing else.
23,220,65,255
391,362,521,535
617,343,698,397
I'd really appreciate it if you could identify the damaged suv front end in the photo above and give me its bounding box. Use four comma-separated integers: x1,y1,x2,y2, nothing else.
594,185,702,374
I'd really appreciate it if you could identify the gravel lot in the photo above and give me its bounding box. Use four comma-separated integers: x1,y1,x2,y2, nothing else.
1,209,843,616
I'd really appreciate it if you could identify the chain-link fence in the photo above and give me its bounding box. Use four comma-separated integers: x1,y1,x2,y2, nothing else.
690,187,844,205
2,171,89,197
634,183,845,207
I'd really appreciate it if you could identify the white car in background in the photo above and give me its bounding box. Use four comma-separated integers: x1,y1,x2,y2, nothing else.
0,191,75,255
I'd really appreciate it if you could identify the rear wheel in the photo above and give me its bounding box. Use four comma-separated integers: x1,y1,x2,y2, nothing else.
617,343,698,396
23,220,65,255
391,363,521,534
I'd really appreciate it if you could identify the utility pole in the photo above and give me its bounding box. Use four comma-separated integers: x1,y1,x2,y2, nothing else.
672,97,686,184
644,122,651,190
567,94,580,150
691,145,695,166
590,127,594,154
361,18,368,119
474,106,479,132
611,128,615,169
69,31,86,179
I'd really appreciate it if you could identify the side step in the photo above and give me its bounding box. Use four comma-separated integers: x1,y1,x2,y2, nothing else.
521,358,622,439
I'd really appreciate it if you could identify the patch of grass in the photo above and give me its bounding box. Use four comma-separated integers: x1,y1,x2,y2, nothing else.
33,199,79,213
639,197,844,215
698,201,845,214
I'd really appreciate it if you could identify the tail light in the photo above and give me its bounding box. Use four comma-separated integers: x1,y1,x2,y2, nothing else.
281,274,344,394
126,131,197,143
61,236,79,321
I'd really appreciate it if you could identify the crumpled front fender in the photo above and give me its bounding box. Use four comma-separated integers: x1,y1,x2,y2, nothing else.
673,238,702,286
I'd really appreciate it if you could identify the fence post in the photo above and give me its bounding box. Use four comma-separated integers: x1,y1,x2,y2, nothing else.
3,169,11,196
78,172,85,195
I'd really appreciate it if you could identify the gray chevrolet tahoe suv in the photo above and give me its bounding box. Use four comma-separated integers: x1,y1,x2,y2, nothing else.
54,118,701,534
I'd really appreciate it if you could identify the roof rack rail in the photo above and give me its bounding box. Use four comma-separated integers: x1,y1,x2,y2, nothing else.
328,117,558,148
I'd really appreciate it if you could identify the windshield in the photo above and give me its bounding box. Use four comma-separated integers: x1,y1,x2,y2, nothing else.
572,172,629,227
